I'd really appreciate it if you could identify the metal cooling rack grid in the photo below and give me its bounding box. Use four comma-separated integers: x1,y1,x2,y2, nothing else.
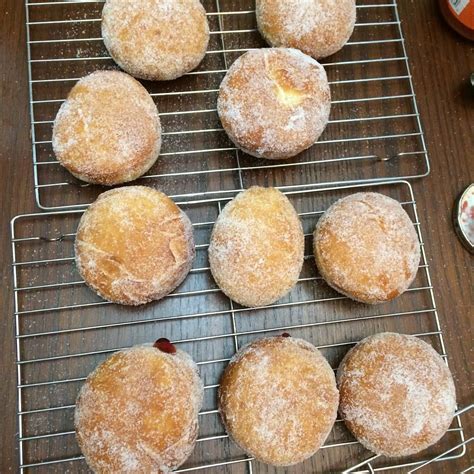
26,0,430,210
11,180,468,473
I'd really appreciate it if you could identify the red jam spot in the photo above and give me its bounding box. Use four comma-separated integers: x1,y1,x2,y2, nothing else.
281,333,291,338
154,338,176,354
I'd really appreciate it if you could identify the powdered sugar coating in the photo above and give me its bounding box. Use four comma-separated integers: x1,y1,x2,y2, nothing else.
314,192,421,304
219,336,339,466
256,0,356,59
217,48,331,160
52,70,161,186
102,0,210,81
75,186,195,306
75,344,204,473
337,333,456,457
209,187,304,307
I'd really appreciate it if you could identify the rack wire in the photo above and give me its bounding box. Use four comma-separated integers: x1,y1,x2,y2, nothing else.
25,0,430,210
11,180,468,472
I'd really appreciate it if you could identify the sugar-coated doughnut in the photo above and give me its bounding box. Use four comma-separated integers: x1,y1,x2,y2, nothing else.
75,186,195,306
209,187,304,307
256,0,356,59
217,48,331,160
102,0,210,81
53,71,161,186
313,192,421,304
337,333,456,457
75,341,204,473
219,335,339,466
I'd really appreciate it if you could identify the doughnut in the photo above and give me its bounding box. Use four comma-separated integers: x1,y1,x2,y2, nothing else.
102,0,210,81
208,187,304,307
52,71,161,186
337,333,456,457
218,335,339,466
75,340,204,472
256,0,356,59
75,186,195,306
313,192,421,304
217,48,331,160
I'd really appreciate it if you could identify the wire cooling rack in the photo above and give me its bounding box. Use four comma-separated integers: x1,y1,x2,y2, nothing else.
11,180,468,473
25,0,430,210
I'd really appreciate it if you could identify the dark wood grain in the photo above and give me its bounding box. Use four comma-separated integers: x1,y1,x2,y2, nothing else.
1,0,472,472
1,0,31,471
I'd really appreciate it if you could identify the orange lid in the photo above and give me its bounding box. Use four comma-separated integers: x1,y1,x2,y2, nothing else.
439,0,474,40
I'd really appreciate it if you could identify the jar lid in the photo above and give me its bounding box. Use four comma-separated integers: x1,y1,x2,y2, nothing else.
439,0,474,40
453,183,474,253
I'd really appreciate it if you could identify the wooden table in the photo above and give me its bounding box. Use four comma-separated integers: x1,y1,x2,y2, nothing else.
0,0,472,472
